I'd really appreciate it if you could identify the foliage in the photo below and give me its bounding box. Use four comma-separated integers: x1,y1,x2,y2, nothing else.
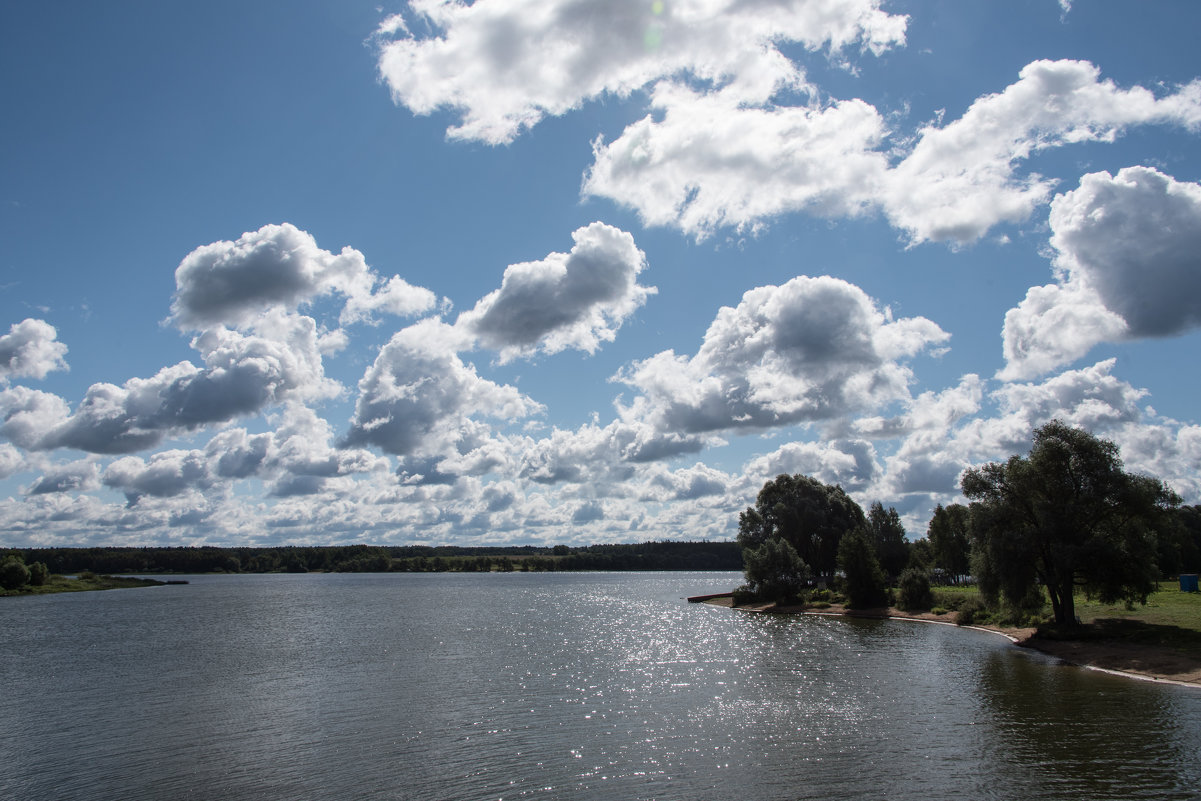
866,502,909,580
927,503,971,583
1160,505,1201,575
741,535,810,603
3,541,744,576
962,421,1180,626
955,596,990,626
738,474,865,578
837,527,888,609
907,538,934,572
27,561,50,586
0,557,31,590
896,568,934,611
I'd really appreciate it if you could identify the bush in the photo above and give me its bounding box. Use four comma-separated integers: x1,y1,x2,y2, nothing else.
28,561,50,586
956,596,990,626
897,568,935,612
741,535,810,604
838,527,888,609
0,557,31,590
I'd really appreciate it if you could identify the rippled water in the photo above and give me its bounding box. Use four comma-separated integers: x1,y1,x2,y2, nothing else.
2,572,1199,800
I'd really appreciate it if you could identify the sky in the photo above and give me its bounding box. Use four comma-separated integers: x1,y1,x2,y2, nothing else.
2,0,1201,548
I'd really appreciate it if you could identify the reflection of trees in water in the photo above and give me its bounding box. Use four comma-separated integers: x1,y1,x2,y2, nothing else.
976,652,1201,799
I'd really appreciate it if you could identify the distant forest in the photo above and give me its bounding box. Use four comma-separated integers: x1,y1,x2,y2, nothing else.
0,541,743,575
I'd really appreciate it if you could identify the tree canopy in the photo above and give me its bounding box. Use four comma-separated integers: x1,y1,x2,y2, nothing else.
962,420,1180,625
927,503,971,583
737,473,865,578
866,501,909,580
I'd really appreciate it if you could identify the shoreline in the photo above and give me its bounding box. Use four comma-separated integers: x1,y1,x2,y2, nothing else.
699,595,1201,689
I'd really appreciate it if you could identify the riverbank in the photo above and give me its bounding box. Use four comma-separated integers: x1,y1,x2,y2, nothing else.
701,595,1201,688
0,574,168,597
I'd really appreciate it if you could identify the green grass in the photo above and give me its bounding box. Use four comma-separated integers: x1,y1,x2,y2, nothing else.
929,582,1201,661
1074,583,1201,629
0,574,166,597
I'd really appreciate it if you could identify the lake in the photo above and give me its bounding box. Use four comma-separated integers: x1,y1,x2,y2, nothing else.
1,571,1199,800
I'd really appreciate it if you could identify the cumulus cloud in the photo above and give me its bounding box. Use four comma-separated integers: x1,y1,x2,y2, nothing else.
0,443,24,479
0,319,68,383
97,405,388,503
345,319,542,462
584,83,887,237
0,312,341,456
1001,167,1201,379
376,0,906,144
0,386,72,451
171,223,436,330
586,59,1201,243
881,60,1201,244
102,450,212,503
613,275,948,441
46,313,338,455
27,460,100,496
743,438,881,492
457,222,655,361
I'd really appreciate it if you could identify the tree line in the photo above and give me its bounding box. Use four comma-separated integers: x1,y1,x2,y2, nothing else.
737,421,1200,625
0,540,743,578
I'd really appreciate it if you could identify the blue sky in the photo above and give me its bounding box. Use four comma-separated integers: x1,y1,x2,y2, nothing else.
3,0,1201,547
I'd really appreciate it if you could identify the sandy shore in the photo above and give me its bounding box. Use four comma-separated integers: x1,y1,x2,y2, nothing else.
701,596,1201,688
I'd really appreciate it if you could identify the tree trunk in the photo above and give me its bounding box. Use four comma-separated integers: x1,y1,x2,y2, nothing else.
1052,583,1080,624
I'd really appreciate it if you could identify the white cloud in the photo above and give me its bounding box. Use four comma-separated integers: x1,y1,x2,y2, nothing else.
0,312,341,457
584,82,887,238
102,450,212,503
0,319,68,383
171,223,436,330
0,443,24,479
376,0,906,144
585,59,1201,243
345,319,542,462
457,222,655,361
613,275,948,440
1001,166,1201,379
881,60,1201,244
743,438,881,492
27,459,100,496
0,386,72,451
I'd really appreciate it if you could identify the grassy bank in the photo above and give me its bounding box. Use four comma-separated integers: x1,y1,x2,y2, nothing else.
0,573,167,597
930,583,1201,631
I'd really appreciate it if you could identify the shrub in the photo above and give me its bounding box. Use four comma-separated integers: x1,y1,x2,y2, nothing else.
897,568,935,612
741,535,810,604
0,557,31,590
838,527,888,609
956,596,990,626
27,561,50,586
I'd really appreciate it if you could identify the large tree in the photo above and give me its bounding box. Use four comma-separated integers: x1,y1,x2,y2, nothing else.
927,503,971,584
962,421,1180,625
866,501,909,580
738,474,866,578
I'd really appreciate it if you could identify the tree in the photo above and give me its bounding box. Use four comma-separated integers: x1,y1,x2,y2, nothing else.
962,421,1180,626
838,527,888,609
28,561,50,586
927,503,971,584
866,501,909,580
741,535,810,603
738,474,865,578
896,567,934,611
1,557,31,590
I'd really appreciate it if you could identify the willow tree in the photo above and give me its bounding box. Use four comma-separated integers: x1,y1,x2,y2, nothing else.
961,421,1179,626
738,474,865,579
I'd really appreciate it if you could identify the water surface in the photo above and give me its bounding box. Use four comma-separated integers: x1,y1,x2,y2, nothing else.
2,572,1198,800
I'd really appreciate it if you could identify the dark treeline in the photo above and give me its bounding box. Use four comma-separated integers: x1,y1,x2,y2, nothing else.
1,540,743,576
